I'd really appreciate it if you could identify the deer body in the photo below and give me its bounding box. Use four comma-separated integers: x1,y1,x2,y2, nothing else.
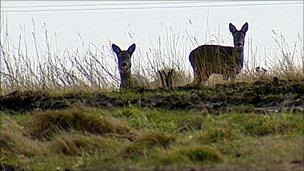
130,74,150,88
112,43,149,90
158,68,175,90
189,22,248,84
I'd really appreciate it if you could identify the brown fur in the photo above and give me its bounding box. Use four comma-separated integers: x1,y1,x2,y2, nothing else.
189,22,248,85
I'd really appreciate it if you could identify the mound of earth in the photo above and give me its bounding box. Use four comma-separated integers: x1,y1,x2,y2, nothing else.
0,79,303,113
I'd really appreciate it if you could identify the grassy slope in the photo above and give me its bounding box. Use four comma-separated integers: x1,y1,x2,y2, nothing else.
0,79,303,170
0,104,303,170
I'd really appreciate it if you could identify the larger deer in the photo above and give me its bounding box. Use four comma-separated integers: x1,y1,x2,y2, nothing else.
189,22,249,85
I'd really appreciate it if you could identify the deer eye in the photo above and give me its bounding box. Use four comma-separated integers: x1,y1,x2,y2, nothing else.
121,63,127,68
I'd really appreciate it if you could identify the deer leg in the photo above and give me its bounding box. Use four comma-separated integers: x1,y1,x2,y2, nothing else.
194,69,210,86
201,69,211,84
166,70,174,90
194,70,202,86
192,68,199,86
158,70,166,88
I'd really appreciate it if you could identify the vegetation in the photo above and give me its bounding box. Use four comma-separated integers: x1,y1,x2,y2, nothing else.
0,76,303,170
0,15,303,171
0,104,303,170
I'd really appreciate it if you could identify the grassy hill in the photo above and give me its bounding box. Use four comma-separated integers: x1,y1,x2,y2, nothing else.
0,78,303,170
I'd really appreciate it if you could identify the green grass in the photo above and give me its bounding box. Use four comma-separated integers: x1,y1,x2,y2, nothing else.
0,106,303,170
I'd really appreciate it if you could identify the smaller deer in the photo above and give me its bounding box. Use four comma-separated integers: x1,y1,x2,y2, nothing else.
189,22,249,85
156,68,192,89
112,43,149,90
158,68,175,90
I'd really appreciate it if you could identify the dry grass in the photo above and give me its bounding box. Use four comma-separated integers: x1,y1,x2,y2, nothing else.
49,133,127,156
0,14,303,171
121,130,175,159
0,18,302,93
28,107,134,140
134,130,175,147
0,116,47,168
0,117,45,157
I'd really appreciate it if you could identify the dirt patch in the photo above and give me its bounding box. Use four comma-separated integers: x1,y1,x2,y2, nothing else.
0,90,48,111
136,79,304,113
0,91,127,112
0,79,303,113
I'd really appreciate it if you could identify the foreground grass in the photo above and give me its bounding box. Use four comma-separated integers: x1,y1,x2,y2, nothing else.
0,106,303,170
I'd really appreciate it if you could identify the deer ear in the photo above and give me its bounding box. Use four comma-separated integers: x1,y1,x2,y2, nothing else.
229,23,237,34
241,22,248,33
112,44,121,55
127,44,136,56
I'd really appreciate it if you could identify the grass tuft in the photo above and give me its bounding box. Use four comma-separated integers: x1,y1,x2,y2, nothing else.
0,117,44,157
153,146,222,166
28,108,133,140
134,130,175,148
182,146,223,162
49,133,126,156
200,122,240,143
234,113,303,136
178,116,205,132
121,130,175,159
0,116,46,168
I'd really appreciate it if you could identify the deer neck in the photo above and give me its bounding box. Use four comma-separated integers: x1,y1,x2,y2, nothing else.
234,47,244,68
120,71,132,89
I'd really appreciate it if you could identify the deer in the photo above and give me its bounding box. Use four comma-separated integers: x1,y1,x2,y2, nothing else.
189,22,249,85
157,68,175,90
156,68,192,90
112,43,149,90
